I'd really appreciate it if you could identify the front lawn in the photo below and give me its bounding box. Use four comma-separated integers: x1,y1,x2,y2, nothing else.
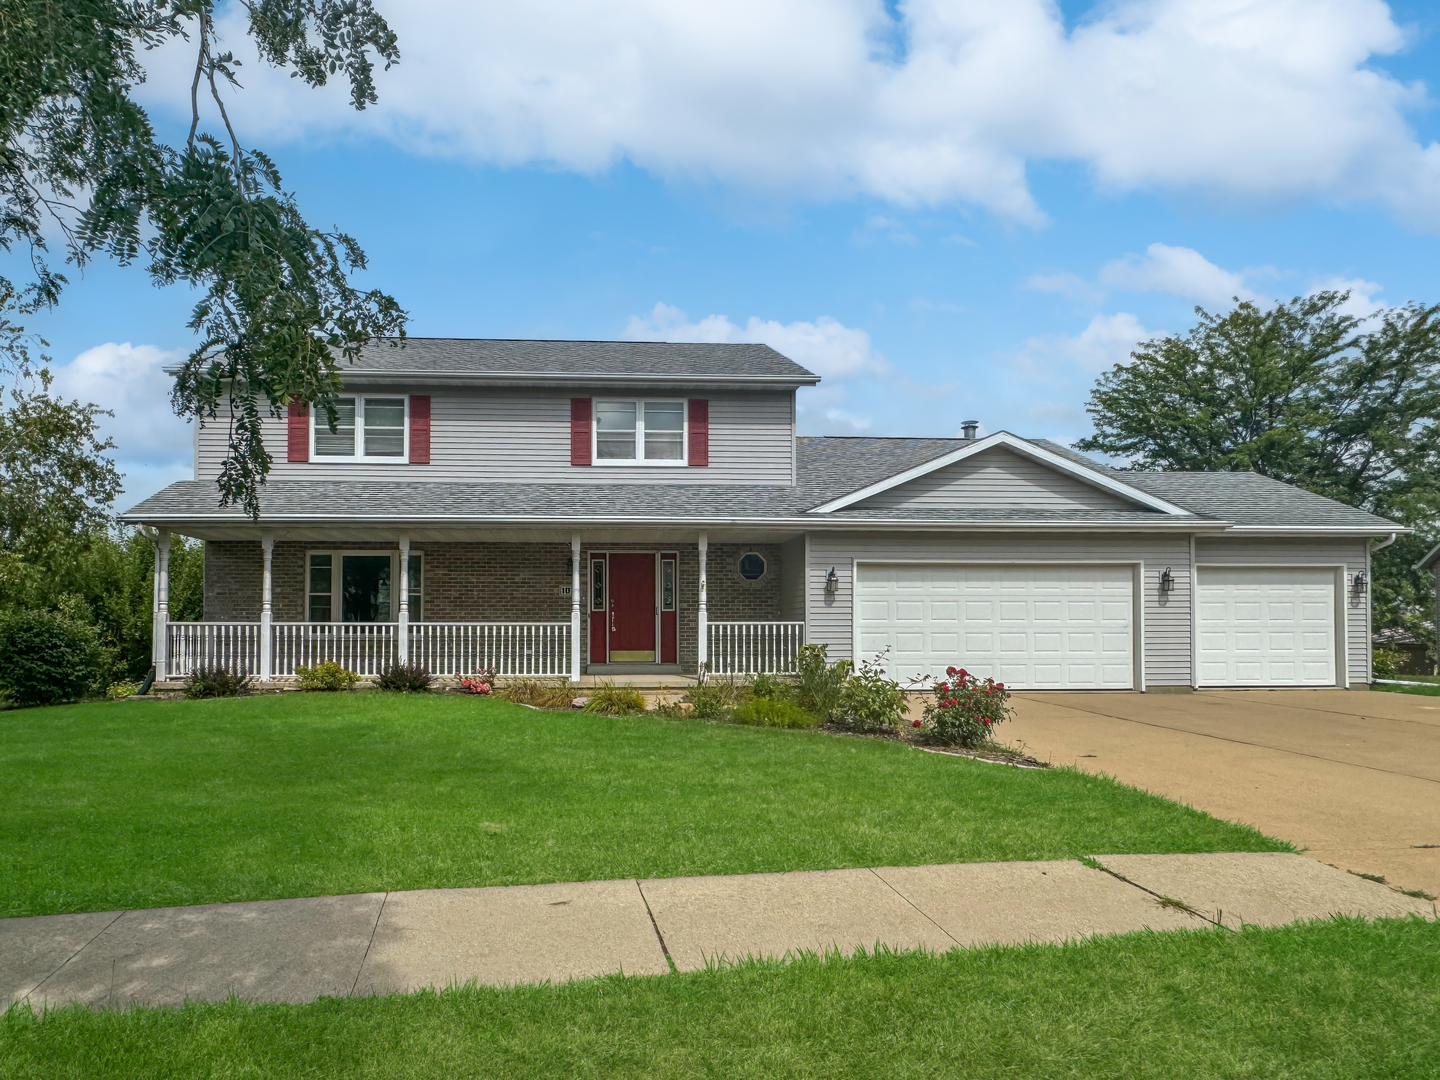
3,917,1436,1079
1,694,1286,917
1374,681,1440,696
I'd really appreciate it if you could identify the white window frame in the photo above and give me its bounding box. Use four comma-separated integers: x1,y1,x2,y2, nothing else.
592,398,688,466
310,395,410,462
306,549,424,623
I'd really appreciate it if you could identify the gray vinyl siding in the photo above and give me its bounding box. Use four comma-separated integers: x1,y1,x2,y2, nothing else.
1194,537,1370,685
805,531,1194,687
854,447,1143,512
196,388,796,485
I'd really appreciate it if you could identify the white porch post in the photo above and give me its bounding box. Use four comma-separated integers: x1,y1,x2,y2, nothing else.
259,533,274,681
571,533,582,683
398,535,411,664
155,529,171,678
697,531,708,677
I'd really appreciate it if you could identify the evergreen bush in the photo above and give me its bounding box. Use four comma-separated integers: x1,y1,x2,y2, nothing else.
0,608,106,707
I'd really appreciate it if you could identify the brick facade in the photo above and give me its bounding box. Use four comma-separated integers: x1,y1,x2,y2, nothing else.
203,537,785,673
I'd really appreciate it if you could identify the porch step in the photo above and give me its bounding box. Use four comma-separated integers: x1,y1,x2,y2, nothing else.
585,663,686,676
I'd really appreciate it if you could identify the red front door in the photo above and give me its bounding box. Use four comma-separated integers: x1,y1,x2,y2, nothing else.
608,553,657,662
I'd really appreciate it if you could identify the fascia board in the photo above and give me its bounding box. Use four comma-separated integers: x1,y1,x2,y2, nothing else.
1414,538,1440,571
1222,524,1412,537
164,367,820,388
808,431,1191,515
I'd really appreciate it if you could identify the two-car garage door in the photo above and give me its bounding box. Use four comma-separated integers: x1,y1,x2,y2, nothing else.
856,564,1135,689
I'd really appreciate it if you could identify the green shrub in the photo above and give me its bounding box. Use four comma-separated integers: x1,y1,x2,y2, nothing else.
915,665,1014,748
649,700,687,718
582,682,648,715
294,661,360,692
501,678,579,708
376,661,433,693
1372,648,1404,678
730,698,818,729
183,664,252,699
749,672,794,700
105,680,140,700
684,677,749,719
833,652,907,734
794,644,850,721
0,608,107,707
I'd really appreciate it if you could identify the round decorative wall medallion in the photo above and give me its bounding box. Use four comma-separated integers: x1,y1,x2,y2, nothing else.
738,552,767,580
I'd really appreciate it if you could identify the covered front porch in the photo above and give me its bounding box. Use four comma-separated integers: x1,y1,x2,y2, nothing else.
147,528,807,683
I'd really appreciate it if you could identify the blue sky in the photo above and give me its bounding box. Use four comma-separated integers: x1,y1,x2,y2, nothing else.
18,0,1440,506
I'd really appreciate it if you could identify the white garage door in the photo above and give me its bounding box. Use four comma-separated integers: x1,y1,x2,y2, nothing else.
1196,566,1336,687
856,563,1134,689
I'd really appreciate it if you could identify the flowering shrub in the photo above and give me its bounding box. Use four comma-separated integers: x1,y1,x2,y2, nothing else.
915,666,1013,747
459,676,493,695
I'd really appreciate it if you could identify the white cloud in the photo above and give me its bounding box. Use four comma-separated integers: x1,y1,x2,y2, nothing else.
1025,270,1104,304
1099,243,1258,304
140,0,1440,231
49,343,193,500
1013,312,1154,377
1311,276,1386,318
624,302,886,430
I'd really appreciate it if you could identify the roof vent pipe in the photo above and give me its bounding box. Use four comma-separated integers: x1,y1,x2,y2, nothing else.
961,420,979,440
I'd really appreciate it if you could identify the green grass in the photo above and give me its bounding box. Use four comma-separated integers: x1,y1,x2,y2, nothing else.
0,694,1286,917
1373,682,1440,696
4,917,1438,1078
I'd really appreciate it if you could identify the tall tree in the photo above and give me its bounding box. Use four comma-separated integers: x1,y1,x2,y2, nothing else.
1077,292,1440,649
1,0,407,516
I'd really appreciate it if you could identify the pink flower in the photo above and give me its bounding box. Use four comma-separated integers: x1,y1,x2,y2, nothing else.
946,666,958,676
958,668,969,679
939,700,952,709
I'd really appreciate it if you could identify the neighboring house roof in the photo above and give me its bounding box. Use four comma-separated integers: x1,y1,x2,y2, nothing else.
122,434,1403,536
275,338,822,387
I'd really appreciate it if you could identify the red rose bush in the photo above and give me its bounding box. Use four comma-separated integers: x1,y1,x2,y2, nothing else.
915,666,1012,748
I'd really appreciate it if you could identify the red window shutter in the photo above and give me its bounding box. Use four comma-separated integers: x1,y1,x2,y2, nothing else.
571,398,592,466
287,403,309,462
409,395,431,464
688,398,709,466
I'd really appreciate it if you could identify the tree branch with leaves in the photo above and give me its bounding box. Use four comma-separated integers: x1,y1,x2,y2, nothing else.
1,0,407,517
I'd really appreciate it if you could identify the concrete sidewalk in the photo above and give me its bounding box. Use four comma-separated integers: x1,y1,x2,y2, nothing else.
5,853,1432,1011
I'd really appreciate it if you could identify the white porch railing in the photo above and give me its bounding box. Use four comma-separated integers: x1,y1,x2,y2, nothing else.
410,622,571,677
164,622,572,679
707,621,805,675
167,622,262,678
271,622,399,678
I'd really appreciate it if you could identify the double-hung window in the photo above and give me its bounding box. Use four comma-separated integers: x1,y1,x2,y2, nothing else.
594,399,686,464
312,396,407,460
307,551,423,622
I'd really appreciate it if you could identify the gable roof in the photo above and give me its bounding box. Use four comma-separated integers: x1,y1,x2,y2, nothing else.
314,338,820,387
809,432,1192,515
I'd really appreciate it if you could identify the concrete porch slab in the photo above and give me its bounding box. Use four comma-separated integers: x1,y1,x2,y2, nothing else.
1,910,123,1007
1093,852,1438,929
639,868,956,972
872,860,1206,945
354,878,668,994
25,893,385,1010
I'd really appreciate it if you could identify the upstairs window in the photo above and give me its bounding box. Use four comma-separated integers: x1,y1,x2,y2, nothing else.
312,396,407,460
594,399,686,464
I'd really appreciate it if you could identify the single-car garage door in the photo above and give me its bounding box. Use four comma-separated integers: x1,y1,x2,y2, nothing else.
1196,566,1337,687
856,563,1134,689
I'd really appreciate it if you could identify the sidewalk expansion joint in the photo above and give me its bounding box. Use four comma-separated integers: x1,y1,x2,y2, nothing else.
634,881,677,974
25,908,130,1004
867,868,961,947
1085,861,1225,929
351,892,389,996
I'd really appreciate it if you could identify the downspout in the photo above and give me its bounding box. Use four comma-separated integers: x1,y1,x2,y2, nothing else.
1366,533,1397,684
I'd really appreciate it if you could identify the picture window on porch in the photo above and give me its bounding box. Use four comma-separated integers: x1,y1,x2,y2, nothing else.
312,397,407,460
306,551,423,622
593,399,686,464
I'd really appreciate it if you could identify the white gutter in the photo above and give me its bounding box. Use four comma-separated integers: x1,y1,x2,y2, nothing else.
1371,532,1398,553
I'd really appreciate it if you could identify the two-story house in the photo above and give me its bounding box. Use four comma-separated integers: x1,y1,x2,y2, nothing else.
122,338,1402,690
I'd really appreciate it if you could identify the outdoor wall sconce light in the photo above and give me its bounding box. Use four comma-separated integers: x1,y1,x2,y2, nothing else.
824,566,840,595
1159,567,1175,594
1353,570,1368,593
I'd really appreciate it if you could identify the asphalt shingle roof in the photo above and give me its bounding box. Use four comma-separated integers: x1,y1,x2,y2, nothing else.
123,435,1399,531
331,338,819,382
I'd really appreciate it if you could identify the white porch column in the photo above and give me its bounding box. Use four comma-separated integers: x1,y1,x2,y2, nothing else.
697,531,708,677
259,533,274,681
155,529,171,678
398,535,411,664
571,533,582,683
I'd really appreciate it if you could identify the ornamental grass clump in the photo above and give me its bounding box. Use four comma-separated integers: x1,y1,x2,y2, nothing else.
500,678,579,708
376,661,433,693
916,666,1013,748
582,682,647,715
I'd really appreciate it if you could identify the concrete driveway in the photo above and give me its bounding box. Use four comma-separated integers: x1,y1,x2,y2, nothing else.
1007,689,1440,897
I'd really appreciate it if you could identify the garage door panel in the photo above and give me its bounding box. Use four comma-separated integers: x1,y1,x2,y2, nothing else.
857,563,1134,689
1197,566,1335,687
